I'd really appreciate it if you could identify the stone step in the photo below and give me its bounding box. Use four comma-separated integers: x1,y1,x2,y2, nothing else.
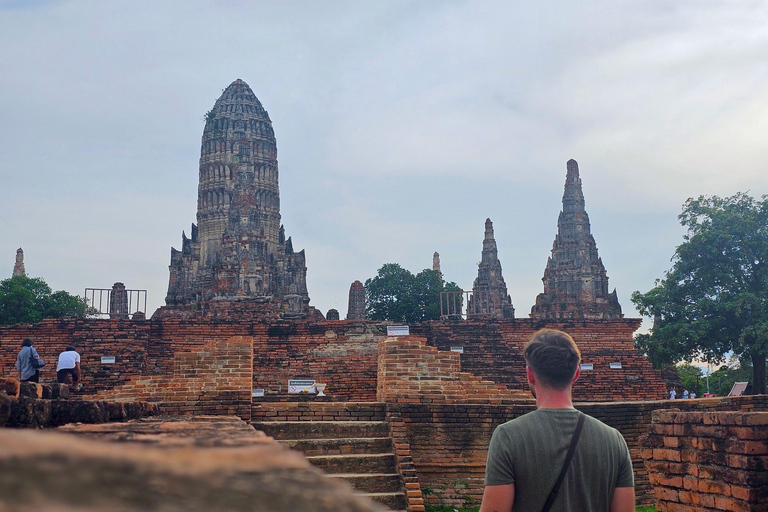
328,473,402,493
307,453,396,474
252,420,389,439
360,492,407,510
280,437,392,456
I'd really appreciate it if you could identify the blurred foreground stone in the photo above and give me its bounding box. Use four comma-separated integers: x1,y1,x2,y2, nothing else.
0,416,386,512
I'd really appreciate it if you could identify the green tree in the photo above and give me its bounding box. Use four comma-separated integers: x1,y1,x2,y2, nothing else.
706,354,753,396
676,363,703,396
365,264,461,323
0,275,85,325
632,193,768,394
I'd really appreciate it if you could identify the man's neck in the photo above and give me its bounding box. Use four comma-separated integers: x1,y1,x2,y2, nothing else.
534,388,575,409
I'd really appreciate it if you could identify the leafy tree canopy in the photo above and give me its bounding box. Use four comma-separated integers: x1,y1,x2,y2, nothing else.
0,275,85,325
676,363,704,396
708,355,754,397
365,264,462,323
632,192,768,394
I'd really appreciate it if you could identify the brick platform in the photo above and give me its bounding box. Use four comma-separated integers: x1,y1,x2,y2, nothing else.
642,409,768,511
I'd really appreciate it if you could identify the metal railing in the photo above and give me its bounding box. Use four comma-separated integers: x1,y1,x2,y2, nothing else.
440,290,467,319
84,287,147,319
440,289,512,320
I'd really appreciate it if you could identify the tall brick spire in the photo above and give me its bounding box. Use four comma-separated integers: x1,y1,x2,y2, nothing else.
530,159,622,320
467,218,514,319
166,79,310,317
12,248,25,277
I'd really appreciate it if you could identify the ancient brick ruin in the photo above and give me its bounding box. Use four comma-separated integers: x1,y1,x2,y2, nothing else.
347,280,366,320
166,79,310,318
12,247,25,277
467,218,514,318
5,77,765,512
531,159,623,320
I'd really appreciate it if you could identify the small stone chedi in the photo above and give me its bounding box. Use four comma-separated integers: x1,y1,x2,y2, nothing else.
467,219,514,319
346,280,365,321
166,79,310,317
12,248,25,277
531,159,622,320
432,252,441,273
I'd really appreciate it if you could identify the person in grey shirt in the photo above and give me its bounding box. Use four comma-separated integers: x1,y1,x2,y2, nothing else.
480,329,634,512
16,338,43,383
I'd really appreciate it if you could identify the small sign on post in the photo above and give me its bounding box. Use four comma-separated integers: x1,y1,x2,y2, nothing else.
580,363,593,371
387,325,410,336
288,379,316,394
450,346,464,354
101,356,116,364
609,362,622,369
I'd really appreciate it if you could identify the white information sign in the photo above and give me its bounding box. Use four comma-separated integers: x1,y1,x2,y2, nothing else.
288,379,316,394
252,389,265,397
450,346,464,354
609,362,622,369
387,325,410,336
580,363,593,371
101,356,116,364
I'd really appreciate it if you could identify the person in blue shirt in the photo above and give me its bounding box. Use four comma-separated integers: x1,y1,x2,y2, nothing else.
16,338,44,383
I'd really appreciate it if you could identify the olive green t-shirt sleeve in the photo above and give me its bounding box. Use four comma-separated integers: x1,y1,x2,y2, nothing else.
615,429,634,488
485,425,515,486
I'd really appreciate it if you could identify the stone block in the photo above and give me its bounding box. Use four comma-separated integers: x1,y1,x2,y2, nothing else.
50,400,108,427
7,397,36,427
0,392,11,427
19,381,42,399
0,377,19,398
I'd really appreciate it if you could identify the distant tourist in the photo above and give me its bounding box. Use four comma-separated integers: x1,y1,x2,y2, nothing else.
16,338,45,383
669,389,676,400
480,329,634,512
682,389,689,399
689,391,696,399
56,345,81,388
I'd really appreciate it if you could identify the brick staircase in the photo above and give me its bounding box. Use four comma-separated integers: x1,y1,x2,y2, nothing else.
251,402,408,511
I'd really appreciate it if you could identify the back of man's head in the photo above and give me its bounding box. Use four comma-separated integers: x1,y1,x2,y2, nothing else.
524,329,581,389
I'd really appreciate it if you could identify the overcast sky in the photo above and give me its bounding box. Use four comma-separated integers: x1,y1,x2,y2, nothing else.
1,1,767,326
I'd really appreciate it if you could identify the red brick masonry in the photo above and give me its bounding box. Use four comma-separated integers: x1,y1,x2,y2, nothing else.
642,409,768,512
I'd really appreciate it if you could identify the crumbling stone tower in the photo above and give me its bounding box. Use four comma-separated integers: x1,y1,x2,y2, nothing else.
12,248,25,277
347,280,366,320
166,79,310,316
467,219,514,319
530,159,622,320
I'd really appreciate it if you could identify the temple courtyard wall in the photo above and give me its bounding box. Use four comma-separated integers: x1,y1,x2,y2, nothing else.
4,316,768,509
0,315,666,403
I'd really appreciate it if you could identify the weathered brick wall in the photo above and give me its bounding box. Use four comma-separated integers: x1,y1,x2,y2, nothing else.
0,318,150,393
88,336,253,420
1,315,663,404
252,321,383,401
251,401,386,422
392,396,768,508
415,318,667,401
642,409,768,512
0,318,384,402
377,335,529,404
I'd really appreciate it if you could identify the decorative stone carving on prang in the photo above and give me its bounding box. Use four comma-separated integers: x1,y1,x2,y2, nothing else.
165,79,310,318
467,219,515,319
530,159,623,320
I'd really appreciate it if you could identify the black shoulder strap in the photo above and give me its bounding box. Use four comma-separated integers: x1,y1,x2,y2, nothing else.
541,411,585,512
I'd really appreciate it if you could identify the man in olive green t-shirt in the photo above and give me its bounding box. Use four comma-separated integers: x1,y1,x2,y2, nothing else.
480,329,635,512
